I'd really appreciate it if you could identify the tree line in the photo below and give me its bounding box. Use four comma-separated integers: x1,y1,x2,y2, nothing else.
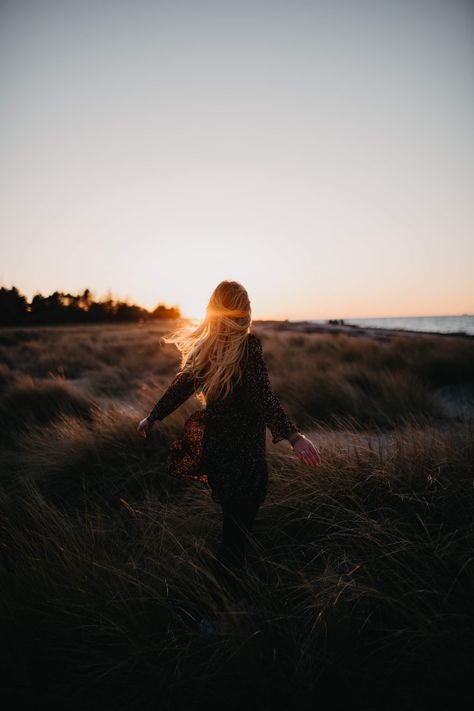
0,286,181,326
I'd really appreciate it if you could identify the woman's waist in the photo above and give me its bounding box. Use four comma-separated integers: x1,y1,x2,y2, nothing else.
205,395,259,416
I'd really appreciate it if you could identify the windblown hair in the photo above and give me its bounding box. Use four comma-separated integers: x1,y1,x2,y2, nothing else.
161,280,252,406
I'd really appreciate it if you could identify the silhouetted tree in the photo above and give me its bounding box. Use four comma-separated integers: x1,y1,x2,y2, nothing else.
87,299,115,322
0,285,181,326
30,291,68,325
151,303,180,320
0,287,29,325
115,301,149,322
78,289,93,311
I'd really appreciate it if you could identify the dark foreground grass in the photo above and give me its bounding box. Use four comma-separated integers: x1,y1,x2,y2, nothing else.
0,414,473,710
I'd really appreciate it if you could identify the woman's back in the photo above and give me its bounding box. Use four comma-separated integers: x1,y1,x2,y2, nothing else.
143,331,298,506
137,279,321,578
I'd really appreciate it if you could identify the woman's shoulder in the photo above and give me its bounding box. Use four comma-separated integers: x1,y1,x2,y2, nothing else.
247,332,263,350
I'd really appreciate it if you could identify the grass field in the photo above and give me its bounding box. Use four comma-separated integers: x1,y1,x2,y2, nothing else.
1,321,473,710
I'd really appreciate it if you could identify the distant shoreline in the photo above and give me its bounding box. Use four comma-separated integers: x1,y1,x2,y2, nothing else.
251,319,474,340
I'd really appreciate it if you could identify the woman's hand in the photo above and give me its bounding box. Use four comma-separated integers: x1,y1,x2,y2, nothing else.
137,416,153,438
292,435,321,467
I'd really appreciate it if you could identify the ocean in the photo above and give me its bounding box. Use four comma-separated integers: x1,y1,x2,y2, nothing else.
306,315,474,336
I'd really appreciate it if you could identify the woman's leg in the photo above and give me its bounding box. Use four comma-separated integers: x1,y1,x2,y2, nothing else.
220,500,259,569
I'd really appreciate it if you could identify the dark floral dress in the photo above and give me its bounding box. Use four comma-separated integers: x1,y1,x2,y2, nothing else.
147,332,299,507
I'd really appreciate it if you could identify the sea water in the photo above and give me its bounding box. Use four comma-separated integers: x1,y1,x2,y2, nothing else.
306,315,474,336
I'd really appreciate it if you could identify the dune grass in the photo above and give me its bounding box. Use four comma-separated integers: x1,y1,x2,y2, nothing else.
263,329,474,428
0,374,98,446
1,321,474,431
0,322,473,709
1,419,473,709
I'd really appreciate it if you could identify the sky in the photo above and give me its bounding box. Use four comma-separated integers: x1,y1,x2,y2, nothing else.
0,0,473,320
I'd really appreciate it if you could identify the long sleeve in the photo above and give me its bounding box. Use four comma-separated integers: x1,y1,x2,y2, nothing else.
147,368,197,424
245,333,299,444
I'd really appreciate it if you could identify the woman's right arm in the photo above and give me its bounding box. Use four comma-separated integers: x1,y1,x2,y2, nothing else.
147,368,197,424
137,368,197,437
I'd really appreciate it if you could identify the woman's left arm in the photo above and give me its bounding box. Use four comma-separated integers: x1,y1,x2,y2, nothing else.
245,333,300,444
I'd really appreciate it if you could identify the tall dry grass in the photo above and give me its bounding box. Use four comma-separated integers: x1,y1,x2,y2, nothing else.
0,322,473,709
262,329,474,428
1,321,473,430
1,418,473,709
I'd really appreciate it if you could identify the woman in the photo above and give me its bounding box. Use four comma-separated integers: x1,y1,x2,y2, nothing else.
137,280,321,572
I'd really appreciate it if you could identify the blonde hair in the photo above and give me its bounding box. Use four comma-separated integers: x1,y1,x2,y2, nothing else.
161,280,252,406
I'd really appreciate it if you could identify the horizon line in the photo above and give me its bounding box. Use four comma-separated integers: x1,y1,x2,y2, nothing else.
183,312,474,322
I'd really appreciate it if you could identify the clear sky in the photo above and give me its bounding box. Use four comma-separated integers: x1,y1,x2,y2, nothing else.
1,0,473,320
